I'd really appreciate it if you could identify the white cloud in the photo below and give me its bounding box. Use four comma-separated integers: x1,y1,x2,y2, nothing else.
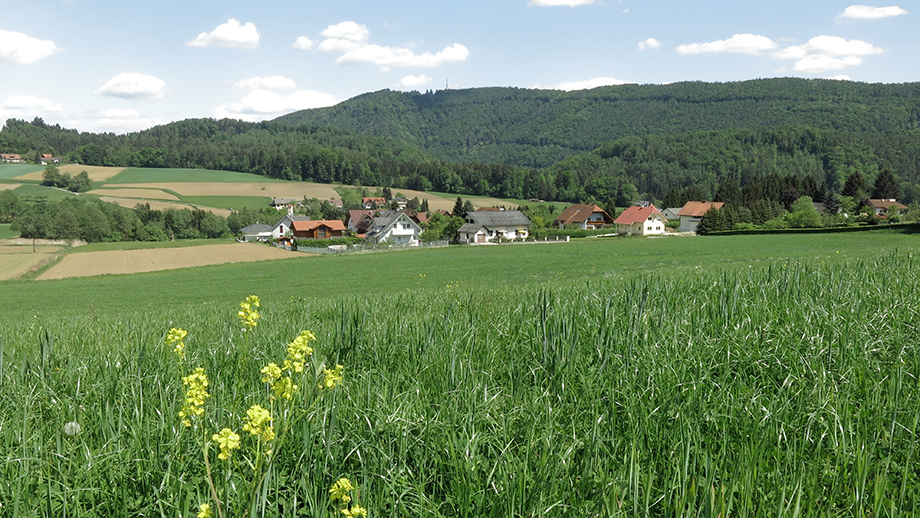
293,36,313,50
775,35,882,72
188,19,259,49
677,34,778,55
545,77,634,91
233,76,296,91
320,21,369,42
837,5,908,19
96,73,167,99
828,75,852,81
337,43,470,68
317,38,366,53
638,38,661,50
0,28,59,64
398,75,433,89
528,0,597,6
215,90,338,121
0,95,63,115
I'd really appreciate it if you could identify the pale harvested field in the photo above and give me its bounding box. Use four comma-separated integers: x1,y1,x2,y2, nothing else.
0,250,60,280
38,243,302,280
389,188,509,211
98,197,232,217
16,165,124,181
0,245,61,254
89,188,180,200
1,183,25,192
125,182,340,199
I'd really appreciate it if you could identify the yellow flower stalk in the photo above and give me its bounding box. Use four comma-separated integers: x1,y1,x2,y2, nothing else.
212,428,241,460
320,364,344,389
329,477,354,504
165,327,188,358
283,330,315,373
242,404,274,441
342,504,368,518
238,295,261,330
197,503,213,518
179,367,210,427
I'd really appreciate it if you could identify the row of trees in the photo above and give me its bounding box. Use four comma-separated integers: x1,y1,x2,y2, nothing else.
8,193,233,242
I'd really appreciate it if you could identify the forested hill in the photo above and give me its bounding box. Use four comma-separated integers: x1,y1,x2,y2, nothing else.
273,78,920,168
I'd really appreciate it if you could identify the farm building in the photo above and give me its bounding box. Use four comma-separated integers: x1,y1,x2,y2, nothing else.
677,201,724,233
458,210,532,243
614,205,667,236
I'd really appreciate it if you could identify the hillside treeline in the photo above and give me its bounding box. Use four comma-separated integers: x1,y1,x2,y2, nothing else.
275,78,920,167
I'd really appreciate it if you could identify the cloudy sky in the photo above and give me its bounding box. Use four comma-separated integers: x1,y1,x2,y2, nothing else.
1,0,915,134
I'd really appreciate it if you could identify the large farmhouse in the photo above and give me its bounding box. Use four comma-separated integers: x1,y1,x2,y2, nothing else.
458,210,532,243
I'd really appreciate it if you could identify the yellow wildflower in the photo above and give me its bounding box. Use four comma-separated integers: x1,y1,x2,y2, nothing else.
329,477,354,503
165,327,188,358
212,428,241,460
342,504,368,517
260,363,282,384
273,376,297,400
238,295,261,330
197,503,213,518
179,367,209,427
320,364,344,389
283,330,315,373
242,404,274,441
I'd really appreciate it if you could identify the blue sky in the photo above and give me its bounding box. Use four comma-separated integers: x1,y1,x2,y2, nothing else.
1,0,915,134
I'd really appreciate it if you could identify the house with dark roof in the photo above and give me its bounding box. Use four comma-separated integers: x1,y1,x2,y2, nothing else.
458,210,532,243
292,220,346,239
240,224,273,242
365,210,422,245
270,197,299,210
553,204,613,230
614,205,667,236
676,201,724,232
867,199,908,217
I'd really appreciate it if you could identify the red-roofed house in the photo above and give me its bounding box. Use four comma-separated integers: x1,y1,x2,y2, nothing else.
614,204,667,235
677,201,724,232
553,204,614,230
362,197,386,209
291,220,346,239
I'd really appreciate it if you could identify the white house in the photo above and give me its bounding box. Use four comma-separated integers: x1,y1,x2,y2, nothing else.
614,204,667,236
553,204,613,230
271,215,311,240
458,210,532,243
365,210,422,245
240,224,273,243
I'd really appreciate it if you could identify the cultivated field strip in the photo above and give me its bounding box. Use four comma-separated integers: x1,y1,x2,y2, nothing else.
36,243,299,279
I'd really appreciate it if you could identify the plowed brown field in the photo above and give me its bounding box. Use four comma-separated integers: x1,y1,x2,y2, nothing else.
37,243,304,280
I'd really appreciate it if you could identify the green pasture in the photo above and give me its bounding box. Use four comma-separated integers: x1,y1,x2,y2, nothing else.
1,247,918,516
181,195,272,210
3,229,918,321
105,167,289,184
10,183,80,199
0,163,44,179
0,223,18,239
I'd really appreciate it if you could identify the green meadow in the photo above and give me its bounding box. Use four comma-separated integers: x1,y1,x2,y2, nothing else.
0,163,45,179
2,231,920,516
106,168,290,184
179,195,274,210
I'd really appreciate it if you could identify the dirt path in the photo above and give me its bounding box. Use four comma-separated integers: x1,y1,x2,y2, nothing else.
37,243,304,280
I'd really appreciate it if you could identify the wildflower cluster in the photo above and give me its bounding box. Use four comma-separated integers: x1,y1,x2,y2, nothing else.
165,327,188,358
320,364,344,389
242,404,275,441
261,362,297,400
179,367,210,427
283,330,315,372
330,477,367,517
212,428,241,460
197,503,213,518
238,295,261,330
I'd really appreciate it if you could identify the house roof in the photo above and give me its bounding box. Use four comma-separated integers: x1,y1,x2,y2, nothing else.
292,220,346,232
458,223,485,234
868,199,908,210
366,210,421,237
466,210,532,227
614,204,664,225
554,204,612,225
271,197,298,205
677,201,724,217
362,197,386,204
347,209,374,224
241,224,272,234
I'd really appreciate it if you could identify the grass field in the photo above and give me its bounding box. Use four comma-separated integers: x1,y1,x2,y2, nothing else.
0,163,44,179
179,195,273,210
106,167,291,184
10,183,80,199
1,233,918,516
0,223,18,239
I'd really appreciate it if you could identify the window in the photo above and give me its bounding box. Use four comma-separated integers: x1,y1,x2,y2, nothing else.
317,228,326,238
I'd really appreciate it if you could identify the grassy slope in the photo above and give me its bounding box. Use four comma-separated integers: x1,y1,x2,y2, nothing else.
179,195,273,210
0,164,44,179
4,229,917,321
105,167,289,184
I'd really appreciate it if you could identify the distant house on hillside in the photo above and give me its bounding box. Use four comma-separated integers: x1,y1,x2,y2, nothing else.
677,201,724,233
272,215,311,240
614,204,667,236
271,198,299,210
362,197,386,209
868,199,908,217
365,210,422,245
240,224,273,242
292,220,346,239
553,204,613,230
1,154,22,163
458,210,531,243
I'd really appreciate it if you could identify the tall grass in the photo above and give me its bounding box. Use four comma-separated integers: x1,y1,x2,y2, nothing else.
1,254,918,516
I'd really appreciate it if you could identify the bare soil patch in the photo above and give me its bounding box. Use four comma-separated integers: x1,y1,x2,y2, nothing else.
16,165,124,181
126,182,340,199
0,243,64,280
98,197,232,217
89,188,180,200
37,243,302,280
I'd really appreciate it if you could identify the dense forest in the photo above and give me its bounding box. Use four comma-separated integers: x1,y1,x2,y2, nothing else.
274,78,920,167
2,78,920,207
